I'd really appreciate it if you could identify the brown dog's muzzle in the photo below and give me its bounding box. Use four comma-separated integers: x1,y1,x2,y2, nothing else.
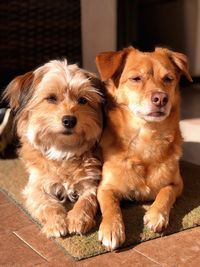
151,91,169,108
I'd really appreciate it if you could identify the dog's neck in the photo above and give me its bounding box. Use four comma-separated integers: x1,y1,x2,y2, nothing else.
105,100,181,147
43,147,76,161
20,136,96,162
102,103,182,163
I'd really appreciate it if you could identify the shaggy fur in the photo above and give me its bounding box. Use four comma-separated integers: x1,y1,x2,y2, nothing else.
4,60,104,237
95,47,192,250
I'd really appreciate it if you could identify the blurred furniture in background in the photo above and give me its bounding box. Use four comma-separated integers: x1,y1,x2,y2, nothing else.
0,0,82,106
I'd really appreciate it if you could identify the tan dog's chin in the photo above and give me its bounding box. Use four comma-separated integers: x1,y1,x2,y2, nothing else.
142,113,169,122
26,123,100,160
129,105,171,123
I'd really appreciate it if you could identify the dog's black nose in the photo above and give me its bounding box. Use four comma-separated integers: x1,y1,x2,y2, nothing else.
151,92,168,107
62,115,77,128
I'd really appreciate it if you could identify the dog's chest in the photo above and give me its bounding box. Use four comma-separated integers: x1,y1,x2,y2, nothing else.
125,128,174,162
118,131,175,199
120,158,170,200
49,159,84,182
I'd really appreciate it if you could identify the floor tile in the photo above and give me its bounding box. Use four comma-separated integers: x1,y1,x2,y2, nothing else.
44,248,159,267
134,227,200,266
0,233,47,266
46,253,80,267
80,249,159,267
0,202,32,234
14,224,64,260
0,191,9,204
178,255,200,267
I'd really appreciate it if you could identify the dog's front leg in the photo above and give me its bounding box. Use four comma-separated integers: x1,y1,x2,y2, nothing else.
23,179,68,238
67,191,98,234
144,181,183,232
97,186,125,251
39,200,68,238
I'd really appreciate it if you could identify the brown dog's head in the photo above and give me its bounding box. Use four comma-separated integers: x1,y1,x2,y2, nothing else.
96,47,192,122
4,60,104,159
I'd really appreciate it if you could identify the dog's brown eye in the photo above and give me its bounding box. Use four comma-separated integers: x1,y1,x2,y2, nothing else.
78,97,88,105
163,75,173,83
130,76,141,82
46,94,57,103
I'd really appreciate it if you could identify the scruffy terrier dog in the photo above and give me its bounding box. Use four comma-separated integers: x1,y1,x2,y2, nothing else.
4,60,104,237
95,47,192,250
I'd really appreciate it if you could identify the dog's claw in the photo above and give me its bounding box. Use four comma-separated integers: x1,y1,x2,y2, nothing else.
98,218,125,251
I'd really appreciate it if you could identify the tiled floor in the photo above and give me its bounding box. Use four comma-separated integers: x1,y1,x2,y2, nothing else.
0,191,200,267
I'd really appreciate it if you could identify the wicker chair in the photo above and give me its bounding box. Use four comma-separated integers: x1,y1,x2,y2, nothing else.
0,0,82,105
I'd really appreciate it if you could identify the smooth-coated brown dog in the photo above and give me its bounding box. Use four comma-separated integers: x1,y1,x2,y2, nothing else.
95,47,192,250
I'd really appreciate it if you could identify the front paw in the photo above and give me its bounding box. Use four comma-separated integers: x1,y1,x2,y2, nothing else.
98,216,125,251
143,208,169,232
67,209,95,235
42,215,68,238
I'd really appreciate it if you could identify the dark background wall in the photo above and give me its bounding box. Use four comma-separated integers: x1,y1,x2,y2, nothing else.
118,0,187,52
0,0,82,106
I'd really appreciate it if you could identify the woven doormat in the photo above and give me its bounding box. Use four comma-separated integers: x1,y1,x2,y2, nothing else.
0,159,200,260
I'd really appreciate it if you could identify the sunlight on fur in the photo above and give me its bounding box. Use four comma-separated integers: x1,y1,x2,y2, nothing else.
4,59,105,237
95,46,192,251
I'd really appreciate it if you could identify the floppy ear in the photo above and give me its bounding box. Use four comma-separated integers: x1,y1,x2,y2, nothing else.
170,51,193,82
95,51,124,81
95,47,133,81
3,71,34,112
155,47,193,82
